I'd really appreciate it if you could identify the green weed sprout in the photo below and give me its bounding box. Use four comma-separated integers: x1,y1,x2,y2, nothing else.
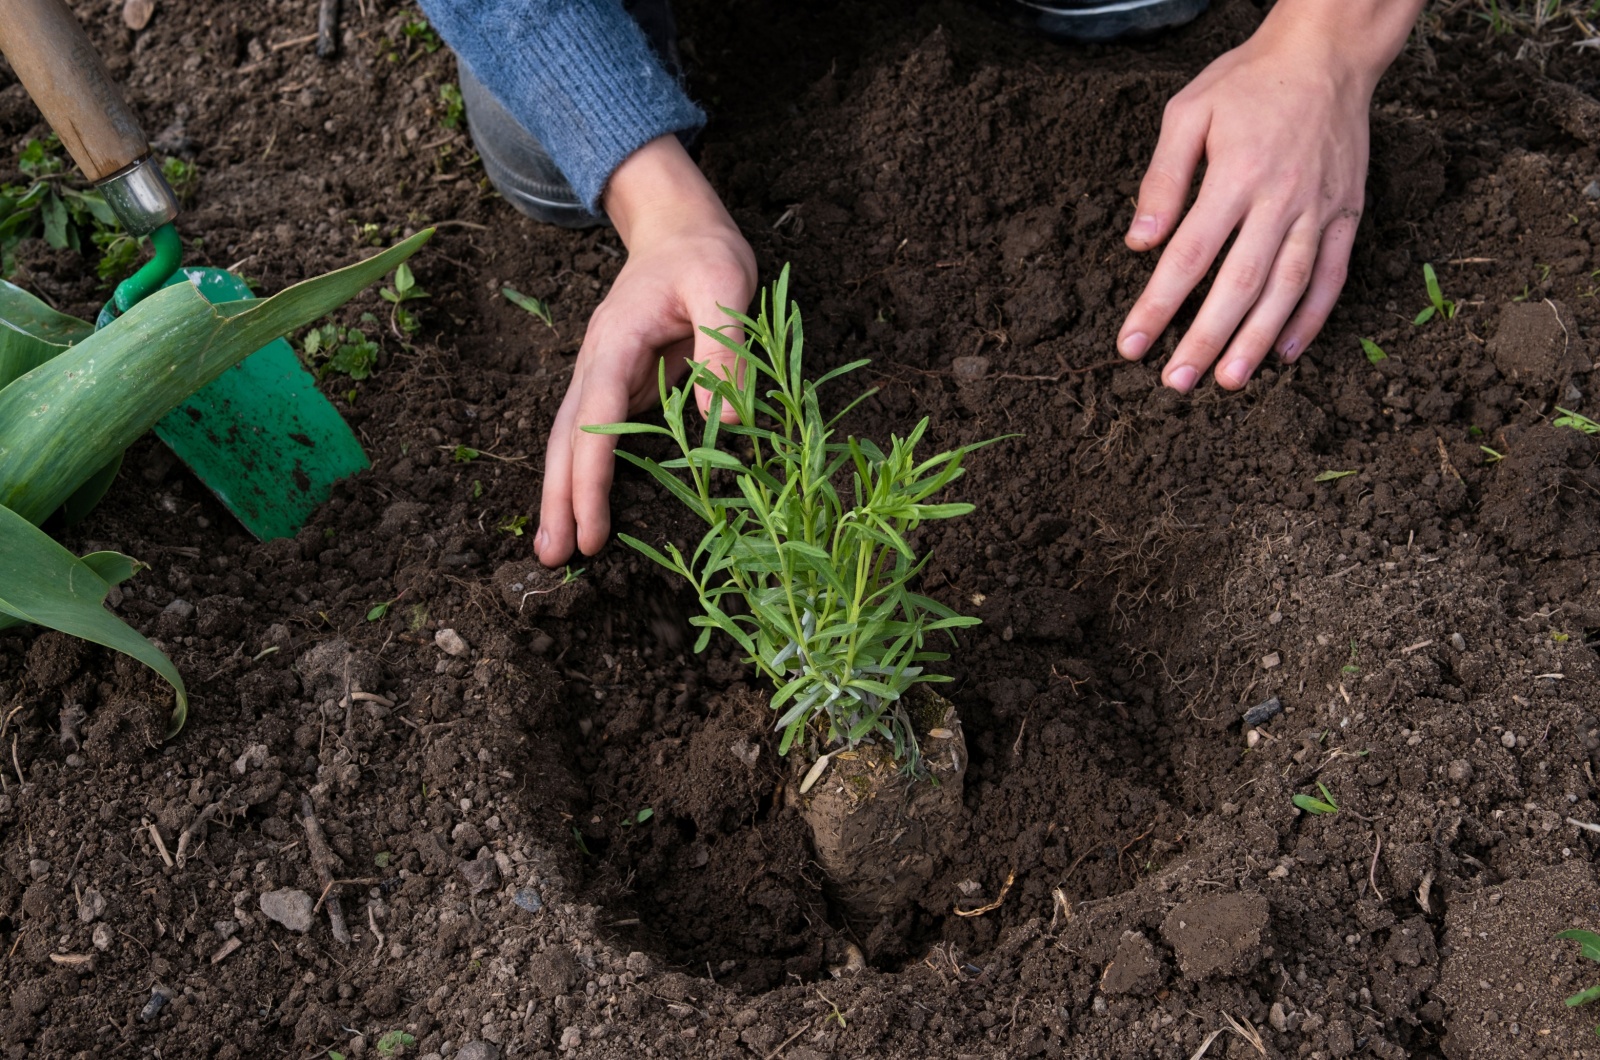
1557,928,1600,1033
1414,263,1457,325
502,285,554,327
1359,338,1387,364
0,134,121,279
380,263,428,337
584,266,999,772
1293,782,1339,815
1554,407,1600,435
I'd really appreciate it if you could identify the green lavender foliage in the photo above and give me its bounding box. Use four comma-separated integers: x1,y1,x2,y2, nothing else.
585,266,1000,772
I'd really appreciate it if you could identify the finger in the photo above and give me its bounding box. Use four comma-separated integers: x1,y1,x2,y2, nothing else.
569,351,637,557
1275,209,1360,362
1159,209,1292,392
1212,216,1321,389
535,380,583,567
1126,95,1209,252
1117,185,1244,363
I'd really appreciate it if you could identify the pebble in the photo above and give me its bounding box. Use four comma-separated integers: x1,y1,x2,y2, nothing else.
1092,996,1108,1015
1586,179,1600,200
459,857,501,895
457,1043,500,1060
259,888,315,933
514,887,544,914
163,597,195,620
1451,633,1467,651
435,628,470,656
92,923,112,951
1501,731,1518,749
65,753,84,768
27,859,50,880
1246,729,1261,748
1269,1001,1289,1033
139,988,171,1022
1242,696,1284,728
560,1026,583,1049
729,738,760,768
1261,652,1282,670
77,887,106,922
1447,759,1474,784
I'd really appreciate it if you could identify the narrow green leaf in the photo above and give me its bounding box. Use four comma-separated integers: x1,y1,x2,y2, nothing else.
1413,305,1436,326
1359,338,1387,364
1559,929,1600,963
580,421,674,437
1314,470,1358,482
0,503,186,736
1566,984,1600,1008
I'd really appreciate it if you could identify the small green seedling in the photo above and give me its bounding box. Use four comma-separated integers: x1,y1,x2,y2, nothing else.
400,14,441,56
621,807,655,827
1315,469,1357,482
330,1053,346,1060
160,156,199,201
1293,782,1339,815
562,565,584,584
1,134,121,278
1481,446,1504,463
498,514,529,536
571,827,592,855
380,263,428,337
374,851,392,868
453,445,479,463
1359,338,1387,364
375,1031,416,1058
1557,928,1600,1033
438,83,465,130
366,600,392,621
470,479,483,499
1554,407,1600,435
501,285,554,327
1343,641,1360,674
303,321,381,381
1414,263,1457,325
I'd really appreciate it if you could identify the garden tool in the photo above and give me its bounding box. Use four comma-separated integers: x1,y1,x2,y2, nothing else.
0,0,370,540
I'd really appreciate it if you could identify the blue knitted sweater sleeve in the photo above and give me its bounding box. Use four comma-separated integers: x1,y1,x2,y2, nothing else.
416,0,705,211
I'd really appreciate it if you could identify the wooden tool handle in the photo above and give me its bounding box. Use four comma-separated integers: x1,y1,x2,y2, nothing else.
0,0,149,181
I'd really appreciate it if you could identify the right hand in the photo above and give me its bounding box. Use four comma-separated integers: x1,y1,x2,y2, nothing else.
534,135,756,568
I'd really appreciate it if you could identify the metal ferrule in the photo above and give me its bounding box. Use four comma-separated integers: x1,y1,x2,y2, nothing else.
94,155,178,236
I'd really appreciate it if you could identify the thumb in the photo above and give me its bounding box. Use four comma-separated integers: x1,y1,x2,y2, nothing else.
1127,100,1208,251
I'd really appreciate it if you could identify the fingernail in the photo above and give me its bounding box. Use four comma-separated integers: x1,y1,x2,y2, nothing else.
1279,339,1301,363
1129,214,1158,242
1120,331,1149,360
1168,365,1199,393
1216,362,1246,389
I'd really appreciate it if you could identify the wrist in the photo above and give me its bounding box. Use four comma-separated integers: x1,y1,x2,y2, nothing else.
602,135,733,249
1256,0,1425,94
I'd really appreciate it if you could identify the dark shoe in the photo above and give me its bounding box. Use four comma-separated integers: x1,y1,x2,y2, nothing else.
457,0,685,229
1004,0,1208,41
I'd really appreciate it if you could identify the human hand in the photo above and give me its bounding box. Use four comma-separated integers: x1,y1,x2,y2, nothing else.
535,135,756,567
1116,0,1422,392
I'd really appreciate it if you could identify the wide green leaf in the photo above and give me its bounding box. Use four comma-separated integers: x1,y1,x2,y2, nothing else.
0,503,186,736
0,278,88,389
1560,929,1600,963
0,231,431,525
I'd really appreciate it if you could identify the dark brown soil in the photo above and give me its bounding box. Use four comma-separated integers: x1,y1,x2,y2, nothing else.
5,1,1600,1057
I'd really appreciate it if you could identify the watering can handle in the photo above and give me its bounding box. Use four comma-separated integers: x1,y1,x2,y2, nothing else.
0,0,177,234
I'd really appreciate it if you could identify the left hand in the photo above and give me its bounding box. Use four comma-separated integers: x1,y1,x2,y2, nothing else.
1115,7,1404,392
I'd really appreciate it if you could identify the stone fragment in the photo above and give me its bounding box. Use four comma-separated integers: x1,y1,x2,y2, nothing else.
259,888,315,933
435,628,470,656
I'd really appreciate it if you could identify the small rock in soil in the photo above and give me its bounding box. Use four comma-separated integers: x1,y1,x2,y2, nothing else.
1587,179,1600,200
28,858,50,880
1447,759,1474,784
163,597,195,621
560,1026,582,1049
1260,652,1281,669
1501,731,1518,749
1242,696,1283,727
1160,892,1270,982
1451,632,1467,651
435,628,470,656
951,355,990,381
77,887,105,922
514,887,544,914
459,855,501,895
729,738,760,768
259,888,315,933
92,923,112,951
139,988,171,1022
457,1042,500,1060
